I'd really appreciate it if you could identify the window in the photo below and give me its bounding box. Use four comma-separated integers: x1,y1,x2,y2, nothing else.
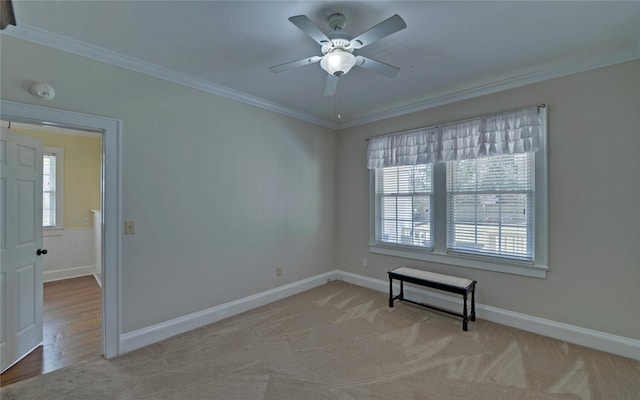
43,152,57,226
446,153,534,261
43,147,64,229
368,106,547,277
374,164,433,249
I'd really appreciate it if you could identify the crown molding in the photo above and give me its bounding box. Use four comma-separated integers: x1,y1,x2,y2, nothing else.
3,24,638,131
2,24,337,130
338,46,640,129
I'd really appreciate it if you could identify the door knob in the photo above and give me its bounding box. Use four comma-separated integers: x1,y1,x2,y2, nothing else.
36,249,48,256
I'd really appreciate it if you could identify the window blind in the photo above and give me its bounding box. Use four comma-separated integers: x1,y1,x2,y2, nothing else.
43,153,56,227
375,164,433,249
446,152,534,261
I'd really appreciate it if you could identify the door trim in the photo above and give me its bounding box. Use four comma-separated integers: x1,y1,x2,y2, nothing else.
0,100,121,358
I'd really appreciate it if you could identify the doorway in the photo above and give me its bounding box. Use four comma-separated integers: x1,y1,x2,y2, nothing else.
0,100,121,373
0,121,103,385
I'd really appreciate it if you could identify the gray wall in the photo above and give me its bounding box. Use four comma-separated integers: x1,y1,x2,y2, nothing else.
337,59,640,340
0,36,337,332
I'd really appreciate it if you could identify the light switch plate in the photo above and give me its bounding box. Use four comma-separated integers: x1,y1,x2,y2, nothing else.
124,220,136,234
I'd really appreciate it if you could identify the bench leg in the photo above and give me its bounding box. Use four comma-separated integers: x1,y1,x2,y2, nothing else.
389,279,406,308
471,286,476,322
463,292,469,331
388,277,394,307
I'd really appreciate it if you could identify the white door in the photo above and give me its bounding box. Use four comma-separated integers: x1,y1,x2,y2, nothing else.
0,128,44,373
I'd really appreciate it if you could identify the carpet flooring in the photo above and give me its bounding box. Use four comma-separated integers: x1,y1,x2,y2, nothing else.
1,281,638,399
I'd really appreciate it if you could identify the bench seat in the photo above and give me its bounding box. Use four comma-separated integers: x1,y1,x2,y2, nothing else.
388,267,477,331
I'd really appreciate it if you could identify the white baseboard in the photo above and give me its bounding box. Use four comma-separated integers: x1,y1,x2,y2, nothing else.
118,269,639,360
337,270,640,361
93,273,102,288
43,265,95,282
119,271,335,354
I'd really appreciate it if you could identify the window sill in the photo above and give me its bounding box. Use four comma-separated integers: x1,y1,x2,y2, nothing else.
369,244,547,278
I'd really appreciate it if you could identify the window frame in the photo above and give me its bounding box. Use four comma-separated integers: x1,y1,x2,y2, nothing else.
374,164,434,250
369,109,548,278
43,146,64,230
446,152,535,262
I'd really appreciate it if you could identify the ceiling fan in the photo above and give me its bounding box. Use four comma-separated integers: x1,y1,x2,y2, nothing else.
269,12,407,96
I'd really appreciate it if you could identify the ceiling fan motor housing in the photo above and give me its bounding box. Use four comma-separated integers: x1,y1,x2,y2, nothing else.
321,38,352,55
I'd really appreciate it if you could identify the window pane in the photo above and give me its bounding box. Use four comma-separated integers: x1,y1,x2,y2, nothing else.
43,153,56,227
447,153,534,260
413,195,431,247
43,193,52,227
449,153,533,192
397,197,412,222
382,197,396,217
382,219,398,243
382,168,398,193
375,164,433,249
397,166,413,194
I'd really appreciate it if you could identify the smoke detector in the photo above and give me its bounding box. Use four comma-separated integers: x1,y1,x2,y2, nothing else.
29,82,55,100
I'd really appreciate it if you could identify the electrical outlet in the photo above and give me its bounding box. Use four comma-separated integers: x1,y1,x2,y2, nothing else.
276,267,283,277
83,217,89,225
362,258,368,266
124,220,136,234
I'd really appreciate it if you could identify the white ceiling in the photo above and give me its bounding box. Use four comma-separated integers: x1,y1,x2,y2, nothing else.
5,1,640,128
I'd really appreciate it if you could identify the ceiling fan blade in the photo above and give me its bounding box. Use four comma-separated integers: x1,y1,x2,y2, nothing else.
1,0,17,29
324,75,339,96
288,15,332,46
350,14,406,49
355,56,400,78
269,56,322,73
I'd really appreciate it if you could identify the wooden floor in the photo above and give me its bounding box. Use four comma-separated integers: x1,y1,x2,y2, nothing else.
0,275,102,387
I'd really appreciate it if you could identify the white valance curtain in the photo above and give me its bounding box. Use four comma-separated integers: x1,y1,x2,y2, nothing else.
367,106,542,169
366,127,438,169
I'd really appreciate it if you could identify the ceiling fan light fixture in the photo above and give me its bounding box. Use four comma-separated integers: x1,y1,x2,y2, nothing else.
320,50,356,76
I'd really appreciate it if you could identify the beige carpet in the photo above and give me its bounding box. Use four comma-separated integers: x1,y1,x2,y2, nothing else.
2,281,638,399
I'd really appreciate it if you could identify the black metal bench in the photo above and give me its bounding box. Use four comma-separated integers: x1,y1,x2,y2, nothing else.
388,267,477,331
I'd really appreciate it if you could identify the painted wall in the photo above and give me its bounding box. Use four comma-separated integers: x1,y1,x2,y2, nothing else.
0,36,338,332
41,229,95,282
13,128,101,229
337,59,640,340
